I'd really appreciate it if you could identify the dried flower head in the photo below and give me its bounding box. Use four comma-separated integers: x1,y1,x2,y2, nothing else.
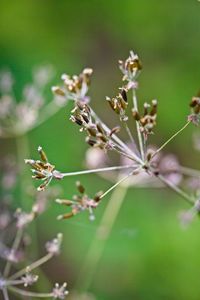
25,146,63,191
52,68,93,104
106,88,128,121
119,50,142,84
56,181,103,221
132,99,158,137
70,102,118,151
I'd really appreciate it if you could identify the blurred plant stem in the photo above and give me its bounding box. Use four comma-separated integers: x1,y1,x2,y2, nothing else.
75,177,128,292
15,134,51,292
15,134,31,210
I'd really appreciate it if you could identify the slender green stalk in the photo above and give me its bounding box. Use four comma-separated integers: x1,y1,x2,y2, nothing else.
9,253,53,280
15,134,31,210
179,166,200,177
124,121,136,148
151,121,191,159
75,178,128,291
132,88,145,161
156,173,195,205
99,172,133,200
91,108,143,164
3,228,23,278
8,286,52,298
62,165,135,177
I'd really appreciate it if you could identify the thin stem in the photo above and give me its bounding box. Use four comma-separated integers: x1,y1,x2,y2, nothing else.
9,253,53,280
15,134,31,210
152,121,191,159
156,173,195,205
179,166,200,177
62,165,135,177
2,287,9,300
75,177,128,291
132,88,145,161
3,279,26,286
90,108,143,164
123,121,136,147
8,286,52,298
112,146,139,162
99,171,134,200
3,228,23,278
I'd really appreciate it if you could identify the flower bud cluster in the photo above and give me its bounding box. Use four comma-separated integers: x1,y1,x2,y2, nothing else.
70,102,119,150
119,51,142,83
132,100,158,136
106,88,128,121
25,146,63,191
52,68,93,104
56,181,103,221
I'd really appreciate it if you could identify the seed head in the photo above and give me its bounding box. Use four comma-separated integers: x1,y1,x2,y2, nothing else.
25,146,63,191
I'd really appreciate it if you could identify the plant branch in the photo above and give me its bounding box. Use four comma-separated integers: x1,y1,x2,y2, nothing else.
151,121,191,159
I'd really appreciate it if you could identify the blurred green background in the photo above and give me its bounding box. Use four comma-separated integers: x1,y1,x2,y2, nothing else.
1,1,200,299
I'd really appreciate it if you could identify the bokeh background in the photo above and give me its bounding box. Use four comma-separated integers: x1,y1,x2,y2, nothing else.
1,1,200,299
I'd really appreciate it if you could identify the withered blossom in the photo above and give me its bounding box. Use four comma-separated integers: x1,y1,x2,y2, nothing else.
106,88,128,121
132,99,158,137
119,50,142,85
70,101,119,151
25,146,63,191
52,68,93,104
56,181,103,221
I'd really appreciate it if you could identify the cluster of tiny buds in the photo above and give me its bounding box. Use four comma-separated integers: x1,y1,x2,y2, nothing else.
45,233,63,256
21,269,39,287
70,101,119,150
188,96,200,125
25,146,63,191
106,88,128,121
119,50,142,85
56,181,103,221
52,68,93,104
52,282,69,299
132,99,158,137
